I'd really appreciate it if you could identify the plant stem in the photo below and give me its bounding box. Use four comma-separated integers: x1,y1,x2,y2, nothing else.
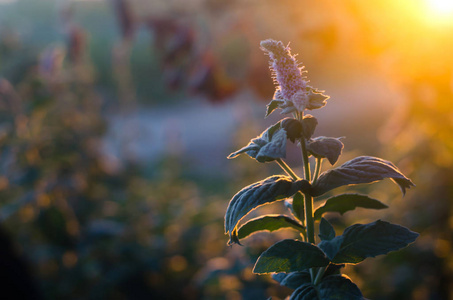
276,158,299,180
314,266,327,285
299,138,314,244
313,157,323,184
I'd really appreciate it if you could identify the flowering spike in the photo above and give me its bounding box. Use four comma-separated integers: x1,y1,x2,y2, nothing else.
260,39,329,113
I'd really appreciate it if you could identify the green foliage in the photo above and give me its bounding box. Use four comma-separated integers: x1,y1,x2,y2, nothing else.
289,275,364,300
253,240,330,274
313,194,388,220
228,121,287,162
318,218,335,241
319,220,419,264
237,215,305,240
224,175,308,245
311,156,415,197
266,99,284,117
307,136,344,165
225,39,419,299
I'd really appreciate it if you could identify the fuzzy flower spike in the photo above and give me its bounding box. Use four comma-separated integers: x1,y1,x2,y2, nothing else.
260,39,329,115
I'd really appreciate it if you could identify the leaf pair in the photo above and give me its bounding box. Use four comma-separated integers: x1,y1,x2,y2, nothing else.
224,175,310,245
253,220,418,274
227,122,287,163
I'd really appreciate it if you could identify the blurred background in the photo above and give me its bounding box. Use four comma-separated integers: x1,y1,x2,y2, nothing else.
0,0,452,299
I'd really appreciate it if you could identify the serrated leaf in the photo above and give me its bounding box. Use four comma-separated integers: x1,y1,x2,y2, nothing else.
253,239,330,274
313,194,388,220
256,128,287,162
326,220,419,264
266,99,284,117
307,137,344,165
237,214,305,240
319,218,335,241
290,275,364,300
301,115,318,139
225,176,309,245
311,156,415,197
281,118,303,142
306,87,330,111
227,122,288,163
273,271,311,289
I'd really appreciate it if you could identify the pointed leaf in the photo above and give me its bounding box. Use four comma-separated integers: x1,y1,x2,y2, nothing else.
307,137,344,165
306,86,330,110
327,220,419,264
253,239,330,274
318,237,343,261
228,122,288,163
266,99,284,117
314,194,388,221
301,115,318,140
237,215,305,240
311,156,415,197
273,271,311,289
319,218,335,241
225,176,309,245
290,275,363,300
256,128,287,162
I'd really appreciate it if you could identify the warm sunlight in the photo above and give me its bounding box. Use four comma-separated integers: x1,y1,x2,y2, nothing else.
425,0,453,23
427,0,453,14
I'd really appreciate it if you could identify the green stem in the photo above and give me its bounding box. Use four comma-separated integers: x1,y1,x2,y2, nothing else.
299,138,314,244
313,157,323,184
297,112,317,282
314,266,327,285
276,158,299,180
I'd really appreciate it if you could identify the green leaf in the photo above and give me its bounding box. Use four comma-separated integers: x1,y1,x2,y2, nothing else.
281,118,303,142
237,214,305,240
311,156,415,197
326,220,419,264
253,239,330,274
318,238,343,261
301,115,318,140
266,99,284,117
225,176,309,245
307,137,344,165
306,86,330,110
313,194,388,221
290,275,364,300
286,192,305,223
227,122,288,163
273,271,311,289
318,218,335,241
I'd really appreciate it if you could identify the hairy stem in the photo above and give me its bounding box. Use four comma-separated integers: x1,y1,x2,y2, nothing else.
313,157,323,184
276,158,299,180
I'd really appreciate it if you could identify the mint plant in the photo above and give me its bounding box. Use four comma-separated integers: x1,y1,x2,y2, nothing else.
225,39,419,299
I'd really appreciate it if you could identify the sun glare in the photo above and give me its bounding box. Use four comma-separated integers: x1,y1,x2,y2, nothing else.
426,0,453,16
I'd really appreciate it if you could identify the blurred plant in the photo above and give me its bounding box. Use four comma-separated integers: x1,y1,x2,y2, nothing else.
225,39,419,299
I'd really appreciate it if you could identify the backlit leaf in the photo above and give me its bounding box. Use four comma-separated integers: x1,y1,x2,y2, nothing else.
237,214,305,240
225,176,309,245
323,220,419,264
314,194,388,220
311,156,415,197
253,239,330,274
307,137,344,165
